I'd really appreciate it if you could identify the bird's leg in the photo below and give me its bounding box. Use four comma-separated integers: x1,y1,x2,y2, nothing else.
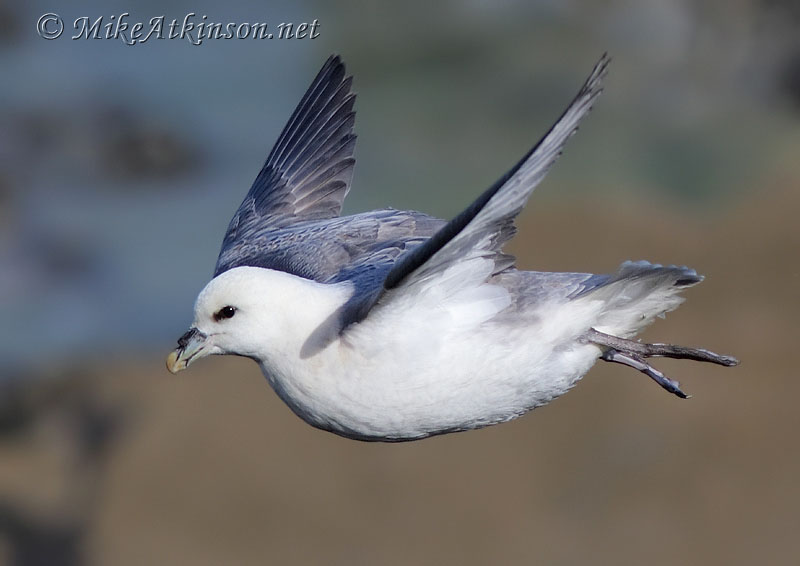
600,348,689,398
585,328,739,366
583,328,739,399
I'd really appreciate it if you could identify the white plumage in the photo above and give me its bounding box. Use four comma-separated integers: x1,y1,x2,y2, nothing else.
167,55,737,441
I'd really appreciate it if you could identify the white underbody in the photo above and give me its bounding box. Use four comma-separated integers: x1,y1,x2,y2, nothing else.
254,271,606,441
192,265,685,442
263,322,601,441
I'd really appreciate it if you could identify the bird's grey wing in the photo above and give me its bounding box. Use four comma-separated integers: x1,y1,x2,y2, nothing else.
329,231,437,324
215,55,357,276
338,54,609,329
216,209,443,283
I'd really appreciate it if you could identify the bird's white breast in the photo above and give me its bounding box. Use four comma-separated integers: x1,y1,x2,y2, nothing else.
259,281,604,441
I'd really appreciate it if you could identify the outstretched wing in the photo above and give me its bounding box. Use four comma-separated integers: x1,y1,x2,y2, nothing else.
339,54,610,329
215,55,357,276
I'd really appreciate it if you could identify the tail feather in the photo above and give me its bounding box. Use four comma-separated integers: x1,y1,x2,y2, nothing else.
577,260,703,338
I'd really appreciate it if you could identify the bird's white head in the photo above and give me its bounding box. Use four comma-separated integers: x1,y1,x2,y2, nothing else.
166,266,350,373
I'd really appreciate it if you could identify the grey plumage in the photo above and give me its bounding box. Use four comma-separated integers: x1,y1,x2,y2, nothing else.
209,54,726,369
214,55,447,286
212,54,626,333
215,55,360,277
167,53,738,435
347,53,610,325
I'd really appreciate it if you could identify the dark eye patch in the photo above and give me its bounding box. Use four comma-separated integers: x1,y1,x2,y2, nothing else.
213,306,236,321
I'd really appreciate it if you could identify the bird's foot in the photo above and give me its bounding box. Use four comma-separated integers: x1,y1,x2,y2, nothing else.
585,328,739,398
600,348,690,398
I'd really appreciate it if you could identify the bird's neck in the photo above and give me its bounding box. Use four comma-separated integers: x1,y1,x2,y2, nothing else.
246,268,352,365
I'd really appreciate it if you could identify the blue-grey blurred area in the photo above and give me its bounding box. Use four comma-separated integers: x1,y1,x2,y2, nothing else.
0,1,799,565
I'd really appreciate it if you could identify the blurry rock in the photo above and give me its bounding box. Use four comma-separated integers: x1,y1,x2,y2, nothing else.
0,172,11,224
0,0,20,46
27,233,100,282
761,0,800,20
0,368,135,566
0,380,35,438
779,52,800,109
99,107,197,181
0,503,84,566
1,103,199,195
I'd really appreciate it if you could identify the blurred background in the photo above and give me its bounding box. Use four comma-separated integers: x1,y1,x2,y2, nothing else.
1,0,798,564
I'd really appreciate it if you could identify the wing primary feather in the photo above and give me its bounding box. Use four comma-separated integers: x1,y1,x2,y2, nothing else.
273,77,353,174
215,55,359,276
383,53,610,291
267,56,345,168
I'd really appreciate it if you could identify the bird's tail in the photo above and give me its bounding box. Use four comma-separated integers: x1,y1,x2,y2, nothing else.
574,260,702,338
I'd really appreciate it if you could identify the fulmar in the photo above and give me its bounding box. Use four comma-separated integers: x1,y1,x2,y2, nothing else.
166,54,737,441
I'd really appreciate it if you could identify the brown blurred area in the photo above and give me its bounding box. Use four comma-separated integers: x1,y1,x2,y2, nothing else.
2,185,798,565
2,0,800,565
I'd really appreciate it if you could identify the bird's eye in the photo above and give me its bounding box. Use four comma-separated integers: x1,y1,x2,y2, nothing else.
214,306,236,321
